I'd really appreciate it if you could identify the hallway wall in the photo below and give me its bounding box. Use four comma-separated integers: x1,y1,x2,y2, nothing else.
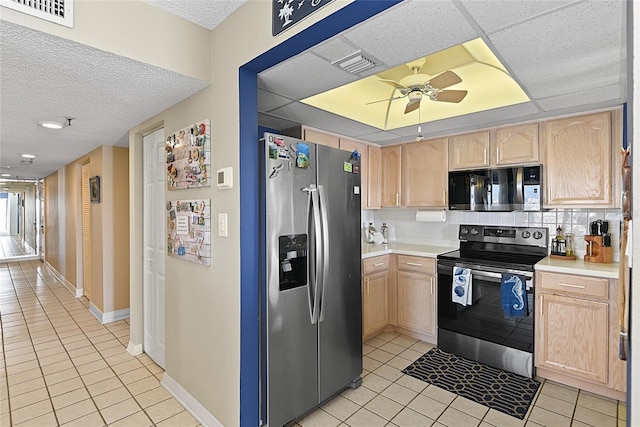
43,146,130,317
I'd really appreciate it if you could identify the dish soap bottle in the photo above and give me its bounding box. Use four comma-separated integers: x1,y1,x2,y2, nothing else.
380,223,389,245
366,222,377,244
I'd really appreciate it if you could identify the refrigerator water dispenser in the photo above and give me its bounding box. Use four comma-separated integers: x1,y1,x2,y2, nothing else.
279,234,307,291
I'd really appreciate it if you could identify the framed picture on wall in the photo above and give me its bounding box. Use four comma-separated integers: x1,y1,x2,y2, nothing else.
90,176,101,203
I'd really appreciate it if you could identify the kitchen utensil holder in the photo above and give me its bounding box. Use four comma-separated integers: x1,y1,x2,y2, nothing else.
584,235,613,263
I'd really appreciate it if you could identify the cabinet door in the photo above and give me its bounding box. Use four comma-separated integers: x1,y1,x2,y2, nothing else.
542,112,612,206
363,271,389,338
401,138,448,207
536,293,609,384
303,128,340,148
381,146,402,207
367,145,382,209
340,138,368,209
449,131,489,170
397,271,436,335
493,123,539,166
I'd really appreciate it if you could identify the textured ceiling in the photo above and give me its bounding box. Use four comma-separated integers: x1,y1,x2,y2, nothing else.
0,20,208,180
142,0,246,30
258,0,628,145
0,0,628,181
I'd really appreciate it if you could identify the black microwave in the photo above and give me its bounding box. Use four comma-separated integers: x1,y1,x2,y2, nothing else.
448,166,542,211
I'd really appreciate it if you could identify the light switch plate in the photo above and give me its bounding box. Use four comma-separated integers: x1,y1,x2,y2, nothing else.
218,213,228,237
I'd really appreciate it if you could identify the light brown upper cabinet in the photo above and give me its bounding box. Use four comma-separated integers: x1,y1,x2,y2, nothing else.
283,125,340,148
402,138,448,207
449,125,539,170
449,131,490,170
367,145,382,209
493,123,540,166
381,146,402,207
339,138,369,210
541,110,620,207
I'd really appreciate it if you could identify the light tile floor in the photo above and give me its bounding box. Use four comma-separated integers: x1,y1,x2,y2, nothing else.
296,333,627,427
0,259,628,427
0,232,37,261
0,260,200,426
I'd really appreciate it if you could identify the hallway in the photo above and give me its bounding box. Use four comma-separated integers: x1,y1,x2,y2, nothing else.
0,232,37,261
0,260,199,426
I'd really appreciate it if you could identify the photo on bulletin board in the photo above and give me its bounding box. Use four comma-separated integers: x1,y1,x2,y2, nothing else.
166,199,211,266
166,118,211,190
89,176,100,203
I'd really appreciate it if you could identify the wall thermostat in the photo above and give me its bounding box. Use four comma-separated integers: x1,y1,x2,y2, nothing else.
217,167,233,189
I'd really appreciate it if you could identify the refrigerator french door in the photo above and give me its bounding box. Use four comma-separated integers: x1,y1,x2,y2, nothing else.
261,133,363,427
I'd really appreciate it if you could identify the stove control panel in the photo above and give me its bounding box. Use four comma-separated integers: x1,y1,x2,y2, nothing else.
459,225,548,247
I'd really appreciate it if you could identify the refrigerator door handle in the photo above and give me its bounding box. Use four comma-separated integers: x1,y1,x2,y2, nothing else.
303,184,322,324
317,184,330,322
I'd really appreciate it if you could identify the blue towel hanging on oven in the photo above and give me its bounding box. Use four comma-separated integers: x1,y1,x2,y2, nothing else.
501,273,527,317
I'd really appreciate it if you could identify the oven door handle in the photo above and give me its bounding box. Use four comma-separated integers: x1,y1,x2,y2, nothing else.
440,265,534,288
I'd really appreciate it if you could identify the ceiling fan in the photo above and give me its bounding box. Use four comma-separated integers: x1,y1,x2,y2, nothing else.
368,59,468,114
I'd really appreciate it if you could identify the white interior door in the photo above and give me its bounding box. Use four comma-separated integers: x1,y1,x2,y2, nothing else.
143,128,166,368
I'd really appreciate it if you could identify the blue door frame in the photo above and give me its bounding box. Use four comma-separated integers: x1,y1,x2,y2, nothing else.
238,1,402,425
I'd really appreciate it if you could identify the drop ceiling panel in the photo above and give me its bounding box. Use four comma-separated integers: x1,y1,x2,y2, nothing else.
270,102,381,137
489,1,624,99
356,131,405,144
312,36,361,63
258,113,299,132
258,53,357,100
459,0,580,34
258,89,293,112
342,0,478,68
536,83,622,111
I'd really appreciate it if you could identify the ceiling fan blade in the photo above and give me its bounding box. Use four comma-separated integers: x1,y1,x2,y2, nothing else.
434,90,468,103
378,78,409,90
404,100,421,114
428,70,462,89
365,94,408,105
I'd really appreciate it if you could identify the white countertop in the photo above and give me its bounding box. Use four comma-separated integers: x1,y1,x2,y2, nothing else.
535,257,619,279
362,241,620,279
361,242,457,259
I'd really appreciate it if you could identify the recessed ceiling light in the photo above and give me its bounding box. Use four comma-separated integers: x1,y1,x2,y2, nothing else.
0,174,10,177
39,120,64,129
21,154,36,159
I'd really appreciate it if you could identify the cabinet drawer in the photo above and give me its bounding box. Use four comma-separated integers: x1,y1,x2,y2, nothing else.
537,271,608,299
396,255,435,274
363,255,389,275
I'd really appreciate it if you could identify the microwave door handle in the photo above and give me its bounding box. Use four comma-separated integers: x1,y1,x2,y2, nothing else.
516,167,524,205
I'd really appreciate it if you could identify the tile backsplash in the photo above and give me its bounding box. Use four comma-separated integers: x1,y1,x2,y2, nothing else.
363,208,623,262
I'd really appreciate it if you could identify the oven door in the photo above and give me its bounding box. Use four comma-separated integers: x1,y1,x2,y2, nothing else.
437,260,535,377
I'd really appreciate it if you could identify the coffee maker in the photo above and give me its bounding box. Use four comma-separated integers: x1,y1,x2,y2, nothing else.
584,220,612,263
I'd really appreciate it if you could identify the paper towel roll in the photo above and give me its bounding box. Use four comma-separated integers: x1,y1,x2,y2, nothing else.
416,209,447,222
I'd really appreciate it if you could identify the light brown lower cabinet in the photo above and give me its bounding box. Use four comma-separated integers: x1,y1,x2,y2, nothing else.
362,256,389,340
535,271,626,400
395,255,437,340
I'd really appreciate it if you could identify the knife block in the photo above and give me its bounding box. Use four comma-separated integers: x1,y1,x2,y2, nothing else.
584,235,613,263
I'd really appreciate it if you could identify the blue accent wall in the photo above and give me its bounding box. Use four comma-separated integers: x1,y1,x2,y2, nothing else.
239,2,402,425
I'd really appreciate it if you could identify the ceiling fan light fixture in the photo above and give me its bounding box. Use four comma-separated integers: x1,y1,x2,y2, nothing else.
39,120,65,130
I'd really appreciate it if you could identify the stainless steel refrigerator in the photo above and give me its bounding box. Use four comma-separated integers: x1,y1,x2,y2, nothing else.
260,133,363,427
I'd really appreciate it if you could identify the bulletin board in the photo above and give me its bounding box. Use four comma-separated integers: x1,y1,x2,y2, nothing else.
167,199,211,266
166,119,211,189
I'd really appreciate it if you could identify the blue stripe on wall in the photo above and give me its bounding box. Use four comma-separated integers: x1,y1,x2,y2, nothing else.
239,1,402,425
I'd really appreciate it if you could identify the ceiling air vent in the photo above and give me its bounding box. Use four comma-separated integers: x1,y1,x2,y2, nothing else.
0,0,73,28
332,51,376,74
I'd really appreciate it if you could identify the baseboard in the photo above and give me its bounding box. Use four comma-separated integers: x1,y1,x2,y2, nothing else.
102,308,130,323
88,304,130,324
89,303,103,323
127,341,143,356
161,373,224,427
44,261,79,297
